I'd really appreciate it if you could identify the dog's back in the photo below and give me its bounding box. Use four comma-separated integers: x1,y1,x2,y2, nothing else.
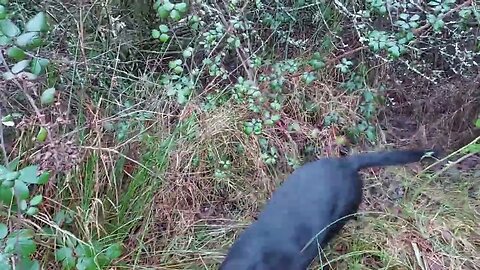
220,149,434,270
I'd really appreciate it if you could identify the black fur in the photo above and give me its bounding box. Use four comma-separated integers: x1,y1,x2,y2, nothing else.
220,149,434,270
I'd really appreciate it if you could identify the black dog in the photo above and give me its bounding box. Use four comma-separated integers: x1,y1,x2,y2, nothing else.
220,149,434,270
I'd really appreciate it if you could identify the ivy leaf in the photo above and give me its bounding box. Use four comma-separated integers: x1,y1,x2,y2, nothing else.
0,19,20,37
11,59,30,74
25,12,48,32
475,118,480,128
0,223,8,239
18,165,38,184
40,88,56,105
6,46,26,61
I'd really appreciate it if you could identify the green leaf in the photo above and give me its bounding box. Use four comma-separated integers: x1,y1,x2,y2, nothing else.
0,165,8,175
410,14,420,21
168,60,179,69
175,2,188,13
159,24,169,33
20,199,28,211
159,33,169,42
170,9,181,21
475,118,480,128
5,234,37,257
303,72,316,85
0,223,8,239
30,58,49,75
309,59,325,70
25,12,48,32
433,18,444,31
0,5,6,20
162,1,174,11
36,127,48,142
37,171,50,185
0,19,20,37
1,180,13,188
40,87,56,105
26,206,39,216
173,66,183,74
6,46,26,61
75,243,94,257
30,194,43,206
0,35,12,45
105,243,123,260
55,247,75,269
156,6,169,19
11,59,30,74
8,157,20,171
76,257,96,270
151,29,160,39
388,45,400,58
182,48,193,58
0,254,10,270
18,165,39,184
17,258,40,270
4,171,19,181
0,186,13,204
271,114,281,121
14,180,29,200
2,72,15,80
15,32,39,47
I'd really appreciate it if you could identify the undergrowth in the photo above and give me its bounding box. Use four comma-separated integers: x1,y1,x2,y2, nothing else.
0,0,478,269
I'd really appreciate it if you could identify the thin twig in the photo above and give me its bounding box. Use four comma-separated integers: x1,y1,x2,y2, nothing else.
0,105,9,165
0,50,54,143
326,0,474,65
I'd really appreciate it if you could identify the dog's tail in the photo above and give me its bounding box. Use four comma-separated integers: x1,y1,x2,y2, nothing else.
345,149,437,171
